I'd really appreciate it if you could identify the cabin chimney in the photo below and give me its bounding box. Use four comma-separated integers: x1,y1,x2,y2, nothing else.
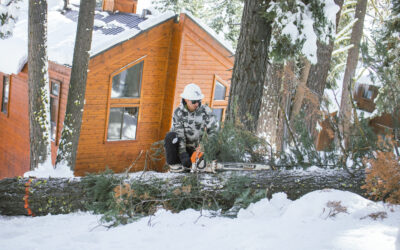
102,0,138,14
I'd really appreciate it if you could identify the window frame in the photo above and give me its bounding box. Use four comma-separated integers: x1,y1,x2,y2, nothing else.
104,57,145,143
1,75,11,117
210,75,229,122
362,86,373,100
49,79,62,144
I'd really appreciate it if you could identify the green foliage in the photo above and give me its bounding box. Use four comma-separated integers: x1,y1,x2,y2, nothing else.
215,175,267,217
82,168,121,214
152,0,243,48
278,112,341,169
82,169,268,227
0,0,21,39
275,111,387,173
360,0,400,146
327,0,358,90
220,175,266,211
362,0,400,117
200,121,269,164
264,0,337,63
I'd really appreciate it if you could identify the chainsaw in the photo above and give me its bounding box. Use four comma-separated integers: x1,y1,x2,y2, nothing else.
190,148,271,173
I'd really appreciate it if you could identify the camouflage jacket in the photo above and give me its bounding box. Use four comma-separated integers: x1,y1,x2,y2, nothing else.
171,103,218,154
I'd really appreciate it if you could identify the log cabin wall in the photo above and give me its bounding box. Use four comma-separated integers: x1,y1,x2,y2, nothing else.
48,63,71,164
159,14,234,153
74,19,175,176
0,14,234,178
171,15,234,115
0,63,71,179
0,68,29,178
158,15,184,142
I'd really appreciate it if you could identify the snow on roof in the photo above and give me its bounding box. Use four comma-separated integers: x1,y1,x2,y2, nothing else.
0,1,234,76
0,0,175,75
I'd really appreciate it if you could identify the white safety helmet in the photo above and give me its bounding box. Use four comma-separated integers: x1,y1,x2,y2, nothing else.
180,83,204,100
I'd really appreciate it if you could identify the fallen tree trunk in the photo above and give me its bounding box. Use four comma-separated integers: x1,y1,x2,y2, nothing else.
0,169,366,216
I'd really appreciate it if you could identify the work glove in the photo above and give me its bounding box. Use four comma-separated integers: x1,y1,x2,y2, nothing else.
179,152,192,168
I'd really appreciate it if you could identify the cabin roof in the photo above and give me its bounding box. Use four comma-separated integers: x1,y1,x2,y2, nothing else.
65,6,146,36
0,1,233,76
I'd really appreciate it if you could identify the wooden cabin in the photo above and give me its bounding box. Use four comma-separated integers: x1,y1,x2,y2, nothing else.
353,83,400,137
354,83,379,113
0,0,233,179
316,83,399,150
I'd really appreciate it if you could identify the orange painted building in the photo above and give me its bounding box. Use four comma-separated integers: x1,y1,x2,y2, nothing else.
0,0,233,178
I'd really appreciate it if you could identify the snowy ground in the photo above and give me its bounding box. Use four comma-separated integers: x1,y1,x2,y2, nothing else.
1,189,399,250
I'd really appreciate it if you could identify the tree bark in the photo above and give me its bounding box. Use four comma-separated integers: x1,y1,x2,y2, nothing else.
28,0,51,170
296,0,344,139
63,0,69,11
290,58,311,123
339,0,368,148
257,0,344,151
0,169,366,216
226,0,272,132
56,0,96,170
256,63,283,148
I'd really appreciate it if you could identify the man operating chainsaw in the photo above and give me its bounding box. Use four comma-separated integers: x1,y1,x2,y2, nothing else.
164,83,219,172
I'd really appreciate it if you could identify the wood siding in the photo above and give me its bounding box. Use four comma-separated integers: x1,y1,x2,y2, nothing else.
354,84,378,113
102,0,137,13
172,15,234,114
1,13,234,178
74,20,175,175
0,63,71,179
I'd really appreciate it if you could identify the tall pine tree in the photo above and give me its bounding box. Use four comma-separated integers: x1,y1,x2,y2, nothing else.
28,0,51,170
55,0,96,170
363,0,400,156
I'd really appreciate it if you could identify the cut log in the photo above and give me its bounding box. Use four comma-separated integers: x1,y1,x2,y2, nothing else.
0,169,366,216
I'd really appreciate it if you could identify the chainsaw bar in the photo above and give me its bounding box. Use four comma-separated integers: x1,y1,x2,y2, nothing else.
215,162,271,171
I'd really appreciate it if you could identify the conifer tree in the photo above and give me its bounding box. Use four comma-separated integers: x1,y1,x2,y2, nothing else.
363,0,400,155
28,0,51,170
338,0,368,148
55,0,96,170
152,0,243,48
0,0,21,38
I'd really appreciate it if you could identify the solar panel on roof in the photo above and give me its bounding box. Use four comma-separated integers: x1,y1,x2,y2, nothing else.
63,6,146,36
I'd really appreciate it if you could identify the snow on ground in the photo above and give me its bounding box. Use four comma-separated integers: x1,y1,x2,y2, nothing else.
1,189,399,250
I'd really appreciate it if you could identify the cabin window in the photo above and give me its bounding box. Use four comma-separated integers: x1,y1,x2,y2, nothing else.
210,75,229,123
106,60,144,141
111,61,143,98
1,75,10,115
362,86,373,100
107,107,138,140
50,80,61,142
213,81,226,101
212,108,224,123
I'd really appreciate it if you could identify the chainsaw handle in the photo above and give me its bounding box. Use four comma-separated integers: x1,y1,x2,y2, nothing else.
191,148,204,163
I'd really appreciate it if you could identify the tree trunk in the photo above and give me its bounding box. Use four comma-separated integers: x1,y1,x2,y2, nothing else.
256,63,283,148
257,0,344,151
63,0,69,11
339,0,368,148
28,0,51,170
0,169,366,216
294,0,344,140
56,0,96,170
290,58,311,123
226,0,272,132
257,61,297,152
